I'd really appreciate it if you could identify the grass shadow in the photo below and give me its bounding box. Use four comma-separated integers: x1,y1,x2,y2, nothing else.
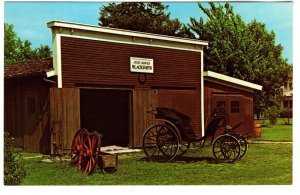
173,155,218,164
139,155,219,164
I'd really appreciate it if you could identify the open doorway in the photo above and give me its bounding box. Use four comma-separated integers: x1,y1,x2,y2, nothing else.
80,88,131,146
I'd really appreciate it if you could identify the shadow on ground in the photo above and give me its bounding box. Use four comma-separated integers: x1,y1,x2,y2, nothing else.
139,155,218,164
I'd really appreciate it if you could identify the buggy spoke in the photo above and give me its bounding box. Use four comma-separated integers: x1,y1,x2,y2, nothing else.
150,146,159,157
145,136,157,142
144,141,156,147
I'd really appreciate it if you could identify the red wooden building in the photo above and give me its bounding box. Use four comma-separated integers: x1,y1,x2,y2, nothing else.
4,21,262,153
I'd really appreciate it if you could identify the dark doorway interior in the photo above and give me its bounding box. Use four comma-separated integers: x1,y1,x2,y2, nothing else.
80,89,130,146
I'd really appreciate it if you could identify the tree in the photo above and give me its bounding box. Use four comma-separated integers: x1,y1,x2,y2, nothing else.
99,2,189,37
4,23,51,66
189,2,291,119
4,23,21,65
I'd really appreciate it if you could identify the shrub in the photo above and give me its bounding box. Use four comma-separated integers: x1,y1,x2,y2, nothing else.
263,106,282,125
4,132,26,185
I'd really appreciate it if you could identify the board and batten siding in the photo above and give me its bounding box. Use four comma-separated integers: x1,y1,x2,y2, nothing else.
4,76,50,153
60,36,201,88
60,36,202,147
50,88,80,152
204,80,254,136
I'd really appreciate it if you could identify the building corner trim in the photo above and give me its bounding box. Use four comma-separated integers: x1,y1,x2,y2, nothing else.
53,33,62,88
201,51,205,136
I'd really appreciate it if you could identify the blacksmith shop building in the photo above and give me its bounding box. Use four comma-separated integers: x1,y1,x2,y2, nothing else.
4,21,262,153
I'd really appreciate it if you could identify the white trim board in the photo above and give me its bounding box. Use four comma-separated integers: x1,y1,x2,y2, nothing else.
59,34,203,53
203,71,262,91
47,20,209,47
200,51,205,136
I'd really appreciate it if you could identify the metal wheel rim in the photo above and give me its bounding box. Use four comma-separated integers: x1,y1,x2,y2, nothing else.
213,134,241,163
143,125,179,162
239,138,248,159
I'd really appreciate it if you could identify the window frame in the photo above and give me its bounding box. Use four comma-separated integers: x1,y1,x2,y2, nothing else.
231,101,240,113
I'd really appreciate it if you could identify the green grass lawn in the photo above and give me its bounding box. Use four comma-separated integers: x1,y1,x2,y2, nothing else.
18,120,292,185
21,143,292,185
256,118,293,142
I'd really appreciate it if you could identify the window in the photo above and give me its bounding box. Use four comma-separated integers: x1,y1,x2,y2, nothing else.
284,100,293,109
217,101,226,108
231,101,240,113
27,97,36,114
283,100,289,108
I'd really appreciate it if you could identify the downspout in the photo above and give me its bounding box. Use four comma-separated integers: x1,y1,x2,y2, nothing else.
42,71,57,85
43,77,56,85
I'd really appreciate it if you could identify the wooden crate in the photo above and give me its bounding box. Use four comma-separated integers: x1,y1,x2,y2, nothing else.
99,153,118,173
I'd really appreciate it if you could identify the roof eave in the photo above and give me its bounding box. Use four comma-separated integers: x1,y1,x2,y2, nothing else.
47,20,209,46
203,71,263,91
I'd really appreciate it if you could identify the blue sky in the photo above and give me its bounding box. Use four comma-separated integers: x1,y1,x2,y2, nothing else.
4,1,293,64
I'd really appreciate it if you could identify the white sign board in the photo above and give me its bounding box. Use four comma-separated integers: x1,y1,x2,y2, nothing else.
130,57,154,74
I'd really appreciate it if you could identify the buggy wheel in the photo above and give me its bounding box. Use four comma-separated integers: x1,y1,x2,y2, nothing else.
239,138,248,159
213,134,241,163
143,125,179,162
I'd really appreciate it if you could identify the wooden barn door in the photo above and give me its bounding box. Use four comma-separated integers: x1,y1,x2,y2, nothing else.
132,89,157,147
50,88,80,154
212,94,245,134
23,89,40,152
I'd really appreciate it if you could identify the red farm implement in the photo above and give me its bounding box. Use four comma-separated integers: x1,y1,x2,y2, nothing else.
70,128,117,175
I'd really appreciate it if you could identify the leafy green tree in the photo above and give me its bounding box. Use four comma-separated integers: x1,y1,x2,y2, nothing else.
4,23,21,65
99,2,189,37
4,23,51,66
189,2,291,118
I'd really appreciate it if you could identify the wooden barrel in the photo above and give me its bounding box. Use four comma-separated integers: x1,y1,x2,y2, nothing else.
252,121,262,138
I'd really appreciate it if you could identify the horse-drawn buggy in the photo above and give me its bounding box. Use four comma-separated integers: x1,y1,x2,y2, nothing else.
142,106,249,163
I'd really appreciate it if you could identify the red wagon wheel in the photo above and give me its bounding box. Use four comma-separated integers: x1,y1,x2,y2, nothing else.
70,128,88,166
82,132,101,174
70,129,101,175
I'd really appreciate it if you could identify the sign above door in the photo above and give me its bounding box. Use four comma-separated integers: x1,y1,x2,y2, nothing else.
130,57,154,74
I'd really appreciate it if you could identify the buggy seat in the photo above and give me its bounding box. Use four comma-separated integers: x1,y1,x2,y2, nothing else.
155,107,198,142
